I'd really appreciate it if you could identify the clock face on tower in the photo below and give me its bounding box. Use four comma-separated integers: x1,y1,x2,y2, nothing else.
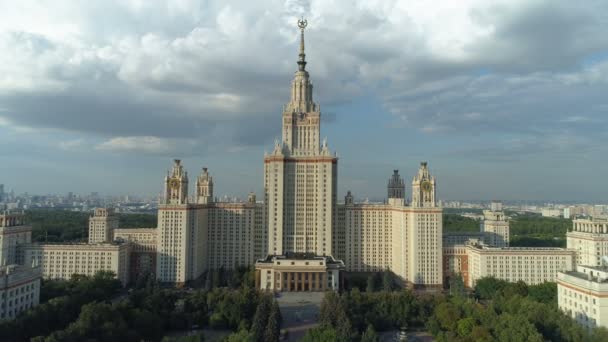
421,181,432,193
169,178,180,189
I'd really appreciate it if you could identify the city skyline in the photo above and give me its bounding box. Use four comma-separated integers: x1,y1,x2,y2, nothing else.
1,1,608,201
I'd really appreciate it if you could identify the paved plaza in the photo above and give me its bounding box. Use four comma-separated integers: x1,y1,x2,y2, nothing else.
276,292,324,341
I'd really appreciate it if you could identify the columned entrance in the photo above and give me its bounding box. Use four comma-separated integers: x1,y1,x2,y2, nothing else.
279,271,327,292
255,254,345,292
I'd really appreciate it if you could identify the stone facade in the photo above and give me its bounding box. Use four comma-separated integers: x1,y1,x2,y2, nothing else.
255,254,344,291
114,228,157,282
21,242,131,286
568,217,608,267
558,265,608,329
0,212,41,320
466,243,575,288
0,265,41,320
88,207,118,244
481,202,509,247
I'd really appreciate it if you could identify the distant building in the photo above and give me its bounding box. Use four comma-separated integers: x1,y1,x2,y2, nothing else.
88,207,118,244
0,264,41,320
255,253,344,291
542,209,562,218
442,232,483,285
482,201,510,247
568,217,608,267
558,265,608,329
0,211,41,320
21,242,131,286
466,243,575,288
113,228,157,282
0,211,32,265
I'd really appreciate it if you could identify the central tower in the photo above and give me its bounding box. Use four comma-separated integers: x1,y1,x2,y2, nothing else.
264,19,337,256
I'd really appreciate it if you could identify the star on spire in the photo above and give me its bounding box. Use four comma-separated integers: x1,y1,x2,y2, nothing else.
297,17,308,71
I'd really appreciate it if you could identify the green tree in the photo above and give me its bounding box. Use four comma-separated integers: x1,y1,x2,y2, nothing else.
448,274,465,297
264,302,281,342
382,271,393,292
361,324,379,342
434,302,461,332
493,313,543,342
319,291,340,327
223,329,253,342
456,317,475,337
251,294,271,341
366,274,376,293
300,326,338,342
527,282,557,304
474,277,507,300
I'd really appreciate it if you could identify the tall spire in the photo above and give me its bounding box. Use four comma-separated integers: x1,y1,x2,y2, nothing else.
297,18,308,71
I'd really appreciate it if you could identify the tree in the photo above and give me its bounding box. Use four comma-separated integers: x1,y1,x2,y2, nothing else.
366,274,376,293
456,317,475,337
251,294,271,341
527,282,557,304
434,302,461,332
264,302,281,342
361,324,379,342
493,313,543,342
382,271,393,292
300,326,338,342
334,305,353,341
223,329,253,342
474,277,506,300
319,291,340,327
212,269,221,288
449,274,465,297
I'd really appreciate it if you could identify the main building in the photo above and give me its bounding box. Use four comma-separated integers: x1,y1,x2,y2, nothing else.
152,20,443,290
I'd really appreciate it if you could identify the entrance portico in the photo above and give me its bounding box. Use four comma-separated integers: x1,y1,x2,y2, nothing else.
255,253,344,292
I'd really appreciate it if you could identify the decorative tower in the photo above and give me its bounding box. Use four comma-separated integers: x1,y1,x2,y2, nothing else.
157,159,207,285
88,208,118,244
411,162,436,208
407,162,442,287
345,191,354,205
196,167,214,205
388,170,405,206
264,18,338,256
247,192,256,204
482,201,509,247
281,18,321,156
164,159,188,205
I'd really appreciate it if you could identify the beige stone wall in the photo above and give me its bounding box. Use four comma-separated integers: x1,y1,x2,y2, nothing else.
156,205,196,284
482,210,509,247
466,245,575,288
0,266,41,320
207,203,256,269
21,243,130,286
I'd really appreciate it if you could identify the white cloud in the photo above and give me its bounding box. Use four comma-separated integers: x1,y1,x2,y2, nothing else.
95,136,186,154
0,0,606,153
58,139,84,151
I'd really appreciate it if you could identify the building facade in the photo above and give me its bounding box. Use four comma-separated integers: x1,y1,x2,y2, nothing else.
466,243,575,288
0,212,41,320
481,202,509,247
114,228,157,281
558,265,608,329
568,217,608,267
255,253,344,291
21,242,131,286
253,22,443,290
263,21,337,257
0,211,32,265
0,265,41,320
88,208,118,244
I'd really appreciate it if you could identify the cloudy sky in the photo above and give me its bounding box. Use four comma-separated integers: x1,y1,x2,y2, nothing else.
1,0,607,202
